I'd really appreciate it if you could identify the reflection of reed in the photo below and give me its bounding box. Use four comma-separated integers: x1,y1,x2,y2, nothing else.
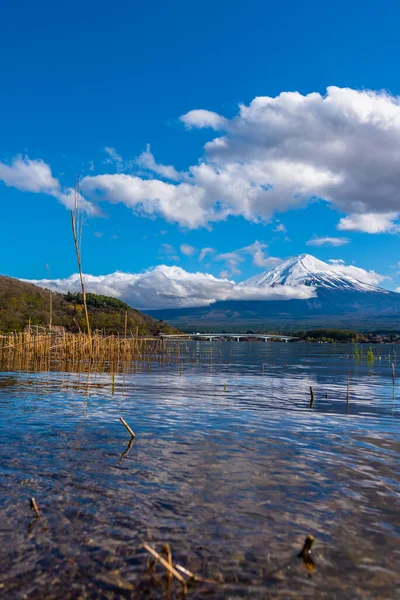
119,437,134,461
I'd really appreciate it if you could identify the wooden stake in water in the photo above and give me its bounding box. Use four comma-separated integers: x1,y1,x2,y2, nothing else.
309,386,314,409
298,534,316,576
392,363,395,385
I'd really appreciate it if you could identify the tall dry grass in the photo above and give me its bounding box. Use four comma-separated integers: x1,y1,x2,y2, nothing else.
0,331,166,373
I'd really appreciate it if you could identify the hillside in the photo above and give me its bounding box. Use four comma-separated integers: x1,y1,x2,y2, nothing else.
0,275,178,335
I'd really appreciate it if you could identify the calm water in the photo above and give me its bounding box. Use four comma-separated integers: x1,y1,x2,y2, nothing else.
0,342,399,599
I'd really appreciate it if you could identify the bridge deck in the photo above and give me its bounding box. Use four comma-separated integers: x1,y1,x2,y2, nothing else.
160,333,297,341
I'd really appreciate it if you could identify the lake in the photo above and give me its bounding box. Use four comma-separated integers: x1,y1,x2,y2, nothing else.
0,342,399,599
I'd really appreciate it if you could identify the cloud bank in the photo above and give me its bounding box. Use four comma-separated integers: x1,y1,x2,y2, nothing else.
3,87,400,233
0,156,97,214
25,265,315,310
81,87,400,231
327,259,387,286
307,236,349,247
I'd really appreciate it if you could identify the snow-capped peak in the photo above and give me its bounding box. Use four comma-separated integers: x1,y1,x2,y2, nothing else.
240,254,387,293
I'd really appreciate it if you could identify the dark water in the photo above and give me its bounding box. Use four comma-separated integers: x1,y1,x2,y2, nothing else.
0,342,399,599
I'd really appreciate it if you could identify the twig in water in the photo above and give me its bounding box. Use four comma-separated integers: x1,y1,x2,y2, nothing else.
119,417,136,438
143,542,187,594
30,497,40,518
392,363,395,385
346,368,350,411
174,564,218,585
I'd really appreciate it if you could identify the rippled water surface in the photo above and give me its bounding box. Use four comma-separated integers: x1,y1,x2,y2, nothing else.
1,342,399,599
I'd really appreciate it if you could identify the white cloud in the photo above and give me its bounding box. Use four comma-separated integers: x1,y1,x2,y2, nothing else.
199,247,215,261
104,146,124,171
136,144,181,181
78,86,400,230
159,243,180,261
81,173,220,229
0,155,97,215
247,241,282,268
273,223,287,234
180,243,196,256
8,87,400,233
25,265,315,310
215,241,281,275
214,249,244,275
0,156,60,194
180,109,226,130
327,259,387,285
307,236,349,247
337,212,400,233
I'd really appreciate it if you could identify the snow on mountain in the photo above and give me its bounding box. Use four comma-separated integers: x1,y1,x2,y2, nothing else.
240,254,388,293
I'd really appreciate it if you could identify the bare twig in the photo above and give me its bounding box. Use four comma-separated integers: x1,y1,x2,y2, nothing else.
175,564,218,585
119,417,136,438
143,543,187,594
30,497,40,518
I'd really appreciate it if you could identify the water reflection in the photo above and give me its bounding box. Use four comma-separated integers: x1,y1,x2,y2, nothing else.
0,342,399,598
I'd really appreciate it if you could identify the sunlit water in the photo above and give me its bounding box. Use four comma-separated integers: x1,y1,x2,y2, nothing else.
0,342,399,599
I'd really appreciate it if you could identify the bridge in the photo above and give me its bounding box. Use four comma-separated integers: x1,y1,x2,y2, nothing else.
160,333,297,342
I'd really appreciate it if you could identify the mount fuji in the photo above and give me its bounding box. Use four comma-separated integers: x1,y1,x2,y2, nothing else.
147,254,400,330
240,254,387,294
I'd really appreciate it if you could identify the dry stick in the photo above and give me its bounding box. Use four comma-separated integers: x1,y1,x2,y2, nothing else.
119,417,136,438
174,564,218,585
30,497,40,518
143,543,187,594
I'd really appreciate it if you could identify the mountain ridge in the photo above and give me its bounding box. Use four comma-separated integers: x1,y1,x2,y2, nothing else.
146,254,400,330
240,254,388,293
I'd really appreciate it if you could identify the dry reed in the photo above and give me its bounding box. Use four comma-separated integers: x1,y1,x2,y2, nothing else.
119,417,135,438
143,542,187,594
0,331,165,373
30,497,40,518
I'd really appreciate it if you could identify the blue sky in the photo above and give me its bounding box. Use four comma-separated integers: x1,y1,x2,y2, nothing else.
2,0,400,306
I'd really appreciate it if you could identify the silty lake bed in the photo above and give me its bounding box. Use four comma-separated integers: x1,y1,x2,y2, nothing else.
0,342,399,599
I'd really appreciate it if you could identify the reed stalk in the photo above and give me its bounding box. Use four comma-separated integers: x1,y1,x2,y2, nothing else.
71,182,92,350
30,497,40,518
119,416,135,438
143,543,187,594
